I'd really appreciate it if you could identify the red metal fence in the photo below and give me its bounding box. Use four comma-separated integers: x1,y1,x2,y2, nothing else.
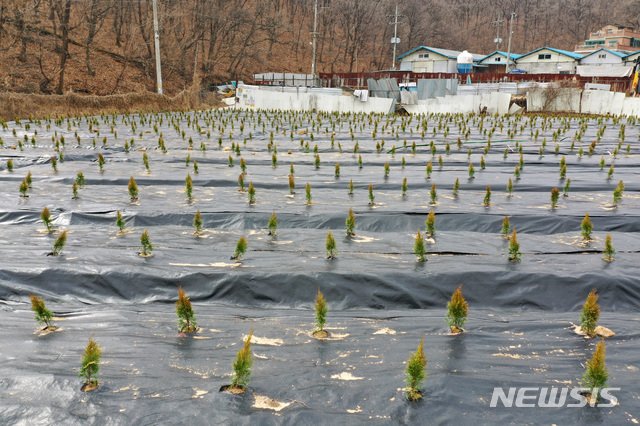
317,71,632,93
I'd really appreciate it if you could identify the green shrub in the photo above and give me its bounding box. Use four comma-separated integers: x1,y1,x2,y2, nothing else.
405,337,427,401
603,234,615,261
613,180,624,204
136,227,153,254
194,210,203,234
128,176,138,200
40,207,53,231
176,286,197,332
582,339,608,401
445,285,468,332
79,336,102,391
426,210,435,236
305,182,312,204
580,289,599,338
429,183,437,204
345,208,356,236
414,229,426,262
452,178,460,196
185,174,193,199
247,182,256,204
550,188,560,208
268,210,278,236
315,289,328,335
326,231,337,259
19,179,28,197
230,329,254,391
29,294,53,328
116,210,126,232
501,215,510,237
483,185,491,206
233,236,248,260
581,213,592,240
508,229,521,261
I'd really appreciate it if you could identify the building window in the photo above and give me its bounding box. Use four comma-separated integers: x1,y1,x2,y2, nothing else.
559,71,571,74
538,54,551,60
418,53,430,59
598,54,606,59
495,57,501,62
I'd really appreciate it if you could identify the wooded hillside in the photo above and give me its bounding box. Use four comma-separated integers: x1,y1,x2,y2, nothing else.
0,0,635,96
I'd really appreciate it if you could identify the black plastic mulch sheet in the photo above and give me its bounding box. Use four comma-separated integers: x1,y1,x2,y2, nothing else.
0,110,639,424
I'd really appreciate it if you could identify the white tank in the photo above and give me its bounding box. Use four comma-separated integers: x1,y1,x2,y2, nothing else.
457,50,474,65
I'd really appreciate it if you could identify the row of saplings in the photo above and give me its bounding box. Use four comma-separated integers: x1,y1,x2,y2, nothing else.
37,204,617,263
28,286,610,403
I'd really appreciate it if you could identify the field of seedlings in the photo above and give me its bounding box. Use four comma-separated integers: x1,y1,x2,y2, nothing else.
0,109,639,424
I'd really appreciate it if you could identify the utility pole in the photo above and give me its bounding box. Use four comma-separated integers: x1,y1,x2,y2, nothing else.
491,12,504,51
152,0,163,94
389,4,403,70
505,13,516,74
311,0,319,84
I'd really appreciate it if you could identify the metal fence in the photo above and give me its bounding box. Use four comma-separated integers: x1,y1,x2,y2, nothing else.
317,72,632,93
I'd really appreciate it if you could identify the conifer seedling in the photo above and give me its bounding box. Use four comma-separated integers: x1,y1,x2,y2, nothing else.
580,289,600,338
6,159,13,172
401,177,408,196
405,337,427,401
358,155,363,168
501,215,510,237
429,183,437,204
176,286,198,332
414,228,426,262
607,164,614,179
335,162,340,178
185,174,193,199
613,180,624,204
288,174,295,194
581,213,593,241
314,289,328,337
468,162,475,179
19,179,28,197
384,162,390,178
445,285,468,333
230,329,254,391
228,155,234,167
247,182,256,204
452,178,460,196
508,229,521,261
26,171,32,187
480,156,486,169
550,187,560,208
240,158,247,172
193,161,199,174
72,181,79,199
79,336,102,391
560,164,566,179
51,156,58,172
483,186,491,206
233,236,248,260
97,153,105,171
314,154,320,169
368,184,375,205
599,156,605,170
41,207,53,231
128,176,138,201
238,173,245,191
582,339,608,402
325,231,337,259
563,178,571,196
268,210,278,236
603,234,615,261
426,210,435,236
345,208,356,236
76,172,85,187
348,179,354,195
29,294,54,329
140,229,153,256
514,165,520,180
305,182,312,204
142,152,150,171
51,230,67,256
194,210,203,234
426,161,432,178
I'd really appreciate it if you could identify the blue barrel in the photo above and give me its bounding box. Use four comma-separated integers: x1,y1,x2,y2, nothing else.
457,64,473,73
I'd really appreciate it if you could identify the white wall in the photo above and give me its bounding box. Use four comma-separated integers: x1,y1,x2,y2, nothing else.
580,52,624,66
